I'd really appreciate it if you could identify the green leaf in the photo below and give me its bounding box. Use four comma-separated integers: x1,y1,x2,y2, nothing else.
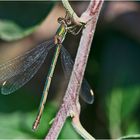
0,20,38,41
0,2,55,41
121,86,140,119
118,134,140,140
125,121,139,135
0,112,34,139
106,86,140,138
106,89,122,138
0,98,81,139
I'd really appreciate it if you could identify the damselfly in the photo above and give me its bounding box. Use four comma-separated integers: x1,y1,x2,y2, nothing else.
0,14,94,130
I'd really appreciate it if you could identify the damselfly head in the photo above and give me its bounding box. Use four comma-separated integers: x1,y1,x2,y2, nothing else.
58,17,72,26
57,17,65,24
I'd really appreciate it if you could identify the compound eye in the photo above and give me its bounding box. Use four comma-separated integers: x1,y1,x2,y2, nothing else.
57,17,63,23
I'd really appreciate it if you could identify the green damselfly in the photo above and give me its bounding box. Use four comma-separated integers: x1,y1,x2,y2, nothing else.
0,14,94,130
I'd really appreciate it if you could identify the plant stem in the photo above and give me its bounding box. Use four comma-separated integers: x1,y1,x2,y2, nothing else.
45,1,104,139
61,0,82,25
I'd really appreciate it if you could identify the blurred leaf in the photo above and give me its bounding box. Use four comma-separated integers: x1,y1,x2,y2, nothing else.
107,89,122,139
121,86,140,119
0,20,38,41
118,134,140,140
0,2,55,41
0,101,81,139
125,121,139,135
0,112,33,139
106,86,140,138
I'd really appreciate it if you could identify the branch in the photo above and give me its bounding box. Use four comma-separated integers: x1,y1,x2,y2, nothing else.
45,1,104,139
61,0,82,25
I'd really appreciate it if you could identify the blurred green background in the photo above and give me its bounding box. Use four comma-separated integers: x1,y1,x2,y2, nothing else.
0,1,140,139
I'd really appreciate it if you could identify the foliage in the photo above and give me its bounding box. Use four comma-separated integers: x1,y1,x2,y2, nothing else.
0,104,80,139
0,2,54,41
107,86,140,139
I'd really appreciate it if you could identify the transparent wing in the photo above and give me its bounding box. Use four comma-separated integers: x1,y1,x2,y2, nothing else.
1,40,55,95
0,39,54,82
61,46,94,104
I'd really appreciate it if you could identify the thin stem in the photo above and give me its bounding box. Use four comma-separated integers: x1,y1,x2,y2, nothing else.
61,0,82,25
45,104,68,139
72,114,95,140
